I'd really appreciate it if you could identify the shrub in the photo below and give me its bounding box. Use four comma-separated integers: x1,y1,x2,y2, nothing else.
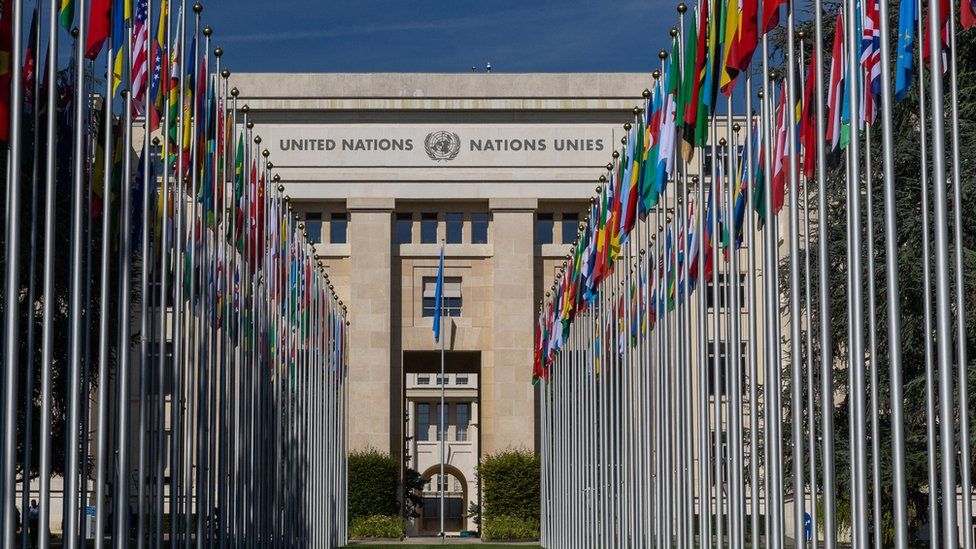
482,514,540,541
348,449,399,520
349,514,405,539
478,449,541,522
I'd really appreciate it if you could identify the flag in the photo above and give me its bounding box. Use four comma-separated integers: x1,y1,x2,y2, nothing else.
964,0,976,28
433,244,445,344
762,0,788,33
703,0,726,112
86,0,112,59
23,8,37,112
111,0,130,93
860,0,881,125
148,0,167,131
60,0,75,30
131,0,150,113
680,7,703,161
0,0,13,143
894,0,917,101
720,0,742,95
921,0,949,73
641,79,664,211
826,13,845,156
732,0,759,76
771,85,788,214
799,47,818,180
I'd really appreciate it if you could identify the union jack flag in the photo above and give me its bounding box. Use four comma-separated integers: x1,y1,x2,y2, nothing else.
859,0,881,125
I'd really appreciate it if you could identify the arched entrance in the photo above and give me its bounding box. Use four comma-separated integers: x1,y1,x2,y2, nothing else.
418,464,468,535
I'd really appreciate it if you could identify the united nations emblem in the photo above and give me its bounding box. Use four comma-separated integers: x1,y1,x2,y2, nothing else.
424,131,461,161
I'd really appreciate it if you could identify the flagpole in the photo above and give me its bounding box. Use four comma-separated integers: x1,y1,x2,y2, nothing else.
1,0,26,543
743,78,760,549
945,3,973,547
925,0,959,539
864,125,882,549
38,0,63,546
439,240,446,545
810,0,837,542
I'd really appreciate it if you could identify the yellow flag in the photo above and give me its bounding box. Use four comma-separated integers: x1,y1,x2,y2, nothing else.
719,0,740,92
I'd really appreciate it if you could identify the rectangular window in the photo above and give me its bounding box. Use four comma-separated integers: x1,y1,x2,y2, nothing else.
705,273,746,310
436,376,446,385
422,277,462,317
455,375,468,386
416,403,430,442
421,213,438,244
417,375,430,385
561,213,579,245
305,212,323,243
455,403,469,442
396,213,413,244
446,213,463,244
436,404,446,441
329,213,348,244
706,342,747,397
536,213,554,245
148,343,175,396
471,212,489,244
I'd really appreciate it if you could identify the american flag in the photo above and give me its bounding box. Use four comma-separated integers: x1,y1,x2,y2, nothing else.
131,0,150,115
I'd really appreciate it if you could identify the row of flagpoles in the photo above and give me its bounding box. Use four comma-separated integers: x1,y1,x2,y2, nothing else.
0,0,350,547
536,0,972,544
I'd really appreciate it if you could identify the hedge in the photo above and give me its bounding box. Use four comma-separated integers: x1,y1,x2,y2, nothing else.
478,449,540,540
349,514,405,539
348,449,399,521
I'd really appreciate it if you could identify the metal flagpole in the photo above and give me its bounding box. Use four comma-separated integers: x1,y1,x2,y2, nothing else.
810,0,837,542
743,77,760,549
65,1,89,545
864,125,882,549
925,0,959,540
439,242,446,544
1,0,26,544
38,0,62,545
945,3,974,546
93,40,117,549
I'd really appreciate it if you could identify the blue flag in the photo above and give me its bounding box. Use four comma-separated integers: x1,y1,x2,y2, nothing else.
433,245,444,343
894,0,917,101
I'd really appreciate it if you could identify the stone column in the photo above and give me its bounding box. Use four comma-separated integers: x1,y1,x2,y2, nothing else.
347,197,394,453
485,198,537,454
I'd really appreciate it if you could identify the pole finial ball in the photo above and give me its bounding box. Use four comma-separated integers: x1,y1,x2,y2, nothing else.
719,138,727,146
71,27,79,37
624,122,632,131
262,149,269,157
659,50,668,60
633,106,641,115
599,176,607,184
733,123,741,132
231,87,239,96
693,176,700,183
620,136,627,144
153,137,160,146
246,121,254,129
606,163,613,171
203,26,212,37
267,162,274,169
254,135,261,144
278,184,285,192
677,3,687,13
241,104,249,113
193,3,202,13
612,150,619,159
798,30,807,40
652,70,661,79
643,88,651,98
670,27,678,37
221,68,230,78
757,90,764,99
273,174,281,182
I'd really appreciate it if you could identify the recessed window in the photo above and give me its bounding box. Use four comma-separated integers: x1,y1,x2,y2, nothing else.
436,404,446,441
471,212,488,244
436,376,446,385
416,403,430,442
455,403,469,442
455,376,468,386
417,375,430,385
705,273,746,310
396,213,413,244
305,212,323,243
423,276,462,318
561,212,579,245
706,342,747,397
329,213,348,244
536,213,554,245
421,213,438,244
446,213,463,244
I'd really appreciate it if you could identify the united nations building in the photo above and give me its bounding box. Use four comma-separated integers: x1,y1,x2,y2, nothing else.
230,72,648,535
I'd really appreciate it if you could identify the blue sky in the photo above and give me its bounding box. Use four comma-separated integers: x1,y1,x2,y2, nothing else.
210,0,678,73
